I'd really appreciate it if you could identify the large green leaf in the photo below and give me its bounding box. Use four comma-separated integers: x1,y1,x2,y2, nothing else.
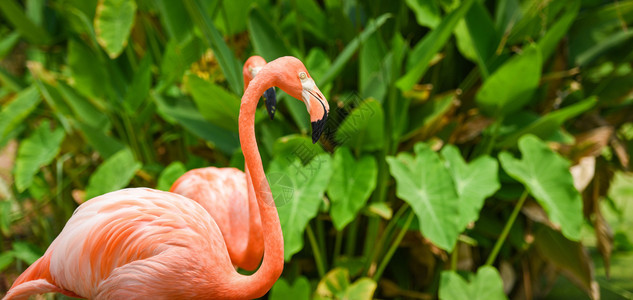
335,99,385,152
94,0,137,58
270,277,311,300
14,121,65,192
156,161,186,191
327,147,378,230
85,148,141,200
499,135,583,240
0,86,40,145
67,39,108,99
396,0,475,91
314,268,377,300
268,153,332,260
497,97,596,148
186,74,240,132
439,266,507,300
247,5,293,62
386,143,460,251
475,44,542,117
441,145,500,231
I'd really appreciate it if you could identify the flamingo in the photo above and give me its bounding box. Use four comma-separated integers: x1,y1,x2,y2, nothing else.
168,56,275,271
3,56,329,299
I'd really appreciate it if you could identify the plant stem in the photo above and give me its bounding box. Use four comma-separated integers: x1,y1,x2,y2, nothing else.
333,228,343,266
450,245,458,270
306,225,326,277
372,210,414,281
346,218,359,256
365,203,409,275
316,219,328,267
485,189,529,266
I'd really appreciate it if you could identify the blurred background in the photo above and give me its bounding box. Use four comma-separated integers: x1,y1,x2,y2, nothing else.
1,0,633,299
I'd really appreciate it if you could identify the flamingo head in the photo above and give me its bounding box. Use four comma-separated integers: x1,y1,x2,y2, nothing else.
270,56,329,144
244,56,277,120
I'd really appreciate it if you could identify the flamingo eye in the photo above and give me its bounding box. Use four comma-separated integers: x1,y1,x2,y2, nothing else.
299,72,307,80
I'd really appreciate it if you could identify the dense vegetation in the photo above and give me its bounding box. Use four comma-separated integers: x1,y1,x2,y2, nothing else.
1,0,633,298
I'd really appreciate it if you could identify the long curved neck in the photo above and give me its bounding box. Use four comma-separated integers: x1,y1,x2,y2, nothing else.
224,71,284,298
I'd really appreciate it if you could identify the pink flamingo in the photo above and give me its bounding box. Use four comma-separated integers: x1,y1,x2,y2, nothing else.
169,56,275,271
3,56,329,299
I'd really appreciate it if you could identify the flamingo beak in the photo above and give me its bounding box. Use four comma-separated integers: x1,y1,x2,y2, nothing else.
311,109,327,144
263,87,277,120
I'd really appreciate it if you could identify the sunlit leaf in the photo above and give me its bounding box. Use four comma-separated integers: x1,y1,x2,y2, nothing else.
85,148,141,200
475,44,542,117
157,162,187,191
344,278,377,300
387,143,460,251
94,0,137,58
270,277,311,300
441,145,500,231
405,0,440,28
315,268,349,300
327,147,377,230
14,121,65,192
499,135,583,240
0,86,40,146
269,154,332,260
439,266,507,300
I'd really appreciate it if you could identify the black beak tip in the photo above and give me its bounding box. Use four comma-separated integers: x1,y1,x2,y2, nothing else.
263,87,277,120
311,114,328,144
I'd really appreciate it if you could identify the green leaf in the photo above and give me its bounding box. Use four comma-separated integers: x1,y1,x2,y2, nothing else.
155,0,193,45
315,268,349,300
124,53,152,113
344,278,377,300
272,135,325,165
396,0,475,91
0,0,51,44
386,143,460,251
183,0,243,95
157,35,203,91
441,145,500,231
439,266,507,300
154,93,239,155
57,82,110,130
73,121,124,159
405,0,440,28
497,97,596,148
327,147,378,230
0,86,41,144
498,135,583,240
247,5,293,62
335,99,385,152
11,242,42,265
270,277,311,300
269,153,333,260
85,148,141,200
67,39,108,99
14,121,65,192
401,92,454,141
475,44,542,117
459,2,500,77
0,251,14,272
156,161,186,191
318,14,391,87
94,0,137,58
186,74,240,132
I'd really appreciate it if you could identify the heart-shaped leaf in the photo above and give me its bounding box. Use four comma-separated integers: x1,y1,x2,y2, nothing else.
14,120,65,192
475,44,542,117
268,153,332,260
85,148,141,200
327,147,378,230
439,266,507,300
387,143,460,251
499,134,583,240
270,277,311,300
95,0,137,58
441,145,500,231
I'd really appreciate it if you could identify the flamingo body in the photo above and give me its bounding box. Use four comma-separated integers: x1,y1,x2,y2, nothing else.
170,168,263,270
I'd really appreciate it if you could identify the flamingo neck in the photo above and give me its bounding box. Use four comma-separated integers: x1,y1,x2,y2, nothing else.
224,71,283,298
